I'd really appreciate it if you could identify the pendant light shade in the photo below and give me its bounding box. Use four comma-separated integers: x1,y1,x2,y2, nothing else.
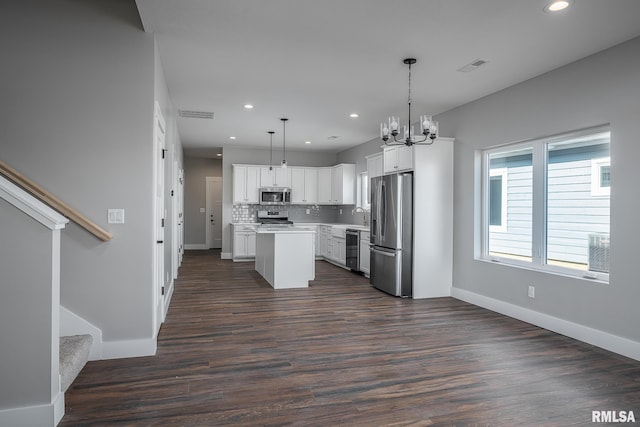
281,118,288,168
267,131,275,171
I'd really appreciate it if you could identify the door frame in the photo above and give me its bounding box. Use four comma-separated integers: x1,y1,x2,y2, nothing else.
153,102,166,335
205,176,223,249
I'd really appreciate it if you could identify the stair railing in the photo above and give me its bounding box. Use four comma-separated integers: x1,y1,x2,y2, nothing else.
0,159,112,241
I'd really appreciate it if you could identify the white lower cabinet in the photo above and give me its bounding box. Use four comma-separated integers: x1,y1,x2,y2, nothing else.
359,231,370,275
232,225,257,261
333,237,346,265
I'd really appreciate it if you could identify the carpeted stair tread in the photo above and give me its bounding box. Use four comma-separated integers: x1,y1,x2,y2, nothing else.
60,334,92,392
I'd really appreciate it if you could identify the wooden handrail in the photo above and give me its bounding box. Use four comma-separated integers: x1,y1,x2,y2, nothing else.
0,159,112,241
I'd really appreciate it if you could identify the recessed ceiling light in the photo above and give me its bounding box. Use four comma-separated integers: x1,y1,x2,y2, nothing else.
305,140,311,144
244,104,254,109
229,136,236,140
350,113,359,118
544,0,571,12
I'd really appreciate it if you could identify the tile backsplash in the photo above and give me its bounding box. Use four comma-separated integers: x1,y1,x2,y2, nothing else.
232,204,350,223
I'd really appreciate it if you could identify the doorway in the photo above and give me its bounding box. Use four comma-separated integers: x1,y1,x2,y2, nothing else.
206,177,223,249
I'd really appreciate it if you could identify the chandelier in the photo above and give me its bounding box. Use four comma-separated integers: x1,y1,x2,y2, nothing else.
380,58,438,146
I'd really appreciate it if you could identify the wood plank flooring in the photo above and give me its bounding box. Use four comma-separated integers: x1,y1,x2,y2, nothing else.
60,250,640,426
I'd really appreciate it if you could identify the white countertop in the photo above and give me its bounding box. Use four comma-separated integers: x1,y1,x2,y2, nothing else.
232,222,369,232
255,225,317,234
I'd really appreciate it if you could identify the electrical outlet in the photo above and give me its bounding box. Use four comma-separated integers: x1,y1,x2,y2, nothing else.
528,285,535,298
339,208,342,215
306,209,310,214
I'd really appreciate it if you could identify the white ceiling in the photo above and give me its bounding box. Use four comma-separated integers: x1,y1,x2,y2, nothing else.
135,0,640,156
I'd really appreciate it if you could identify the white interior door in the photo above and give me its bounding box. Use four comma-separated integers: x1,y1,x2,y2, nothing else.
206,177,223,249
153,102,166,332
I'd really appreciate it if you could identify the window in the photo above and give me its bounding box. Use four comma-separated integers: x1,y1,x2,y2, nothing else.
489,168,508,232
357,171,370,210
591,157,611,196
480,126,610,281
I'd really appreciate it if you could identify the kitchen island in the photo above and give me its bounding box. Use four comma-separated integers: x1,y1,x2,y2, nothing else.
254,226,316,289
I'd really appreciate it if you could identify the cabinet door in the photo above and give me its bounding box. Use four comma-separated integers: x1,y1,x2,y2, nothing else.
233,166,248,203
290,167,306,203
395,145,413,172
274,167,290,187
246,232,256,257
317,167,333,204
359,239,370,274
331,166,343,204
367,153,383,179
383,147,397,174
260,167,275,187
233,231,246,256
245,167,259,203
334,237,346,265
304,168,318,204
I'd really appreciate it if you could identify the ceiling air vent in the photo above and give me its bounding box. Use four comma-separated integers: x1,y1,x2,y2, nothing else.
179,109,214,119
327,136,340,140
457,59,487,73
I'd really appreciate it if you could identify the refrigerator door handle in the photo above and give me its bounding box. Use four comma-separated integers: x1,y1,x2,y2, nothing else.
370,247,398,257
379,181,386,240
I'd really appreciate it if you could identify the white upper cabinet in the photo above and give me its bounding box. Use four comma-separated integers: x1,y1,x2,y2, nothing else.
260,167,290,188
331,164,355,204
290,167,318,204
383,145,413,174
317,164,355,205
233,165,259,204
366,152,384,179
317,167,333,204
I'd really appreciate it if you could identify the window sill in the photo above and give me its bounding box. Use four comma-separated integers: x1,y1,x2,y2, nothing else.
476,256,609,284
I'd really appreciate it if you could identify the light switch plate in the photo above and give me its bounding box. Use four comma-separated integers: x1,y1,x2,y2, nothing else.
108,209,125,224
200,208,206,213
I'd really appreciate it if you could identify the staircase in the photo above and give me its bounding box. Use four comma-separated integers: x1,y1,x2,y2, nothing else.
59,335,93,392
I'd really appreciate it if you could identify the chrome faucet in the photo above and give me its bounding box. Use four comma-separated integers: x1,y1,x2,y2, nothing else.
352,206,368,226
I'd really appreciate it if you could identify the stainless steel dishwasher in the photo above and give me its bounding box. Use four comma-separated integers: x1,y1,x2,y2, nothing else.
345,229,360,271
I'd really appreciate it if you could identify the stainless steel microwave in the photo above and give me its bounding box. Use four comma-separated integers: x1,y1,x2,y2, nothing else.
259,187,291,205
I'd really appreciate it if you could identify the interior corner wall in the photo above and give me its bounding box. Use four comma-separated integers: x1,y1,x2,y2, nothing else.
437,36,640,346
154,37,184,297
0,1,157,352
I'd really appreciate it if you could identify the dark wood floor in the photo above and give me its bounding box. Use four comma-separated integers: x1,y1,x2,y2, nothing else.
61,250,640,426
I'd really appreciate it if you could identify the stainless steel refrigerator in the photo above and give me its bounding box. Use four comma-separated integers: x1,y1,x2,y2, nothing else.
369,173,413,297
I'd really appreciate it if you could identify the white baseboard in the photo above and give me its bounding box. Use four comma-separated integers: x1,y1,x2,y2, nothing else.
59,305,103,361
0,394,63,427
452,287,640,361
184,243,208,250
101,338,157,360
221,252,232,259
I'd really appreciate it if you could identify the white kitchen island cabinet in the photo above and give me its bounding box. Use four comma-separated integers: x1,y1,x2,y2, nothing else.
254,227,316,289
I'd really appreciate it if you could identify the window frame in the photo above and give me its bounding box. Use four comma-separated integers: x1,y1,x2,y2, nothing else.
488,167,508,233
357,171,370,210
478,125,610,283
591,157,611,197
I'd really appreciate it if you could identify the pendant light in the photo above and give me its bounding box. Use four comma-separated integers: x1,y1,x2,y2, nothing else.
281,118,288,168
267,131,275,171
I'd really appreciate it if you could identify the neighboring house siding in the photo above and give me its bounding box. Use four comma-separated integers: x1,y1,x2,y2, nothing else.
489,143,610,266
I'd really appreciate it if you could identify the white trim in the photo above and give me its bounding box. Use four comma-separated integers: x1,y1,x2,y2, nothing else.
184,243,208,250
0,395,63,427
163,279,174,319
0,175,68,230
452,287,640,361
221,252,232,259
100,338,157,360
59,306,103,361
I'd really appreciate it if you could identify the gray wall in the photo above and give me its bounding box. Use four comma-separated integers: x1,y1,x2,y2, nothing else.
184,157,222,245
336,139,384,224
221,147,337,254
0,200,56,409
0,1,176,346
437,36,640,342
